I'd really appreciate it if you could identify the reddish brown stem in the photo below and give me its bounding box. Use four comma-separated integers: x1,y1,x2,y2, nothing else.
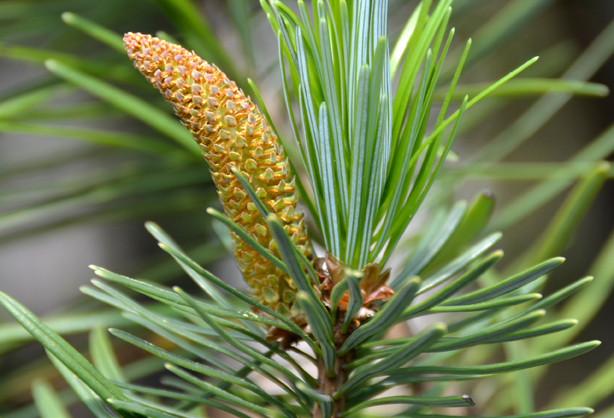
313,351,353,418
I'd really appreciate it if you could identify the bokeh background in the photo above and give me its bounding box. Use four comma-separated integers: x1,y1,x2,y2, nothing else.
1,0,613,416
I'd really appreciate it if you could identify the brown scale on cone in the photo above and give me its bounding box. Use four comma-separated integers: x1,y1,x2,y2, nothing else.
123,33,312,317
319,254,395,334
269,254,395,346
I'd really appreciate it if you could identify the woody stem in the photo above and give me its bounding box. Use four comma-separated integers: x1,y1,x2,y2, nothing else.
313,350,353,418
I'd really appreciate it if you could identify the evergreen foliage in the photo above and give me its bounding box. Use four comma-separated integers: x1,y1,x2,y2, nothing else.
1,1,614,417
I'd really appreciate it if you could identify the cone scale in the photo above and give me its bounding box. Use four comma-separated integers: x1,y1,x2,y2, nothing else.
124,33,311,316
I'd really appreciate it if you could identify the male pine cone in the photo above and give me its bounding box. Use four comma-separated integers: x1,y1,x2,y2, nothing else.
124,33,311,317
